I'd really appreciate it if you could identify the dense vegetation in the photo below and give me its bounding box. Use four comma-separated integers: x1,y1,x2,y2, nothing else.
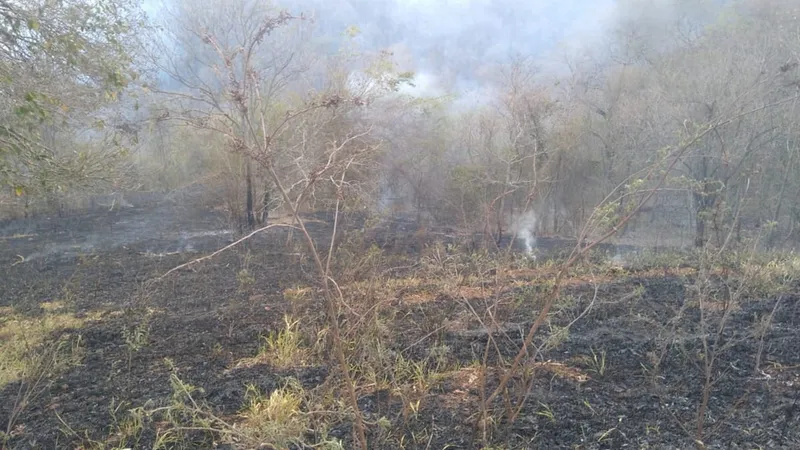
1,0,798,248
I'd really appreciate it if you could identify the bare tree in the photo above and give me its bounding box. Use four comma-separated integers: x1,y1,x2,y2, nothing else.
148,0,316,228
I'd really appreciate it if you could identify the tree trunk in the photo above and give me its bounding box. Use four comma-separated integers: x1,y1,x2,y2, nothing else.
773,144,796,224
694,188,715,248
695,210,706,248
497,164,512,244
694,154,712,248
260,186,270,225
245,161,255,229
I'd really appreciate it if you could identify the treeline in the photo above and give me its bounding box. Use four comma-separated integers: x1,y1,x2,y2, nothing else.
2,0,799,249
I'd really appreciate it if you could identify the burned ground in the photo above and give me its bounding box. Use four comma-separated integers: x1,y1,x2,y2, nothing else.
1,198,799,449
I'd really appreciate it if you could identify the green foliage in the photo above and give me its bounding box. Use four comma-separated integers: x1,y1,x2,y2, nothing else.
122,308,153,370
240,379,309,448
364,50,416,93
589,348,607,377
260,315,309,368
0,0,146,195
344,25,361,38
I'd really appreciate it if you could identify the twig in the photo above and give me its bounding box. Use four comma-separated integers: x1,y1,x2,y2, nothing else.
158,223,298,279
400,325,448,355
754,294,783,375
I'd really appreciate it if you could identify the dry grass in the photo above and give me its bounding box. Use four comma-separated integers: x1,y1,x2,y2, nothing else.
12,237,799,449
0,302,92,390
237,379,310,448
0,301,95,442
531,361,591,383
232,315,312,371
268,213,327,225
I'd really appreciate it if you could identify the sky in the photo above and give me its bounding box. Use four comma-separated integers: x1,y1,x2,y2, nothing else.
290,0,619,95
142,0,731,101
143,0,621,95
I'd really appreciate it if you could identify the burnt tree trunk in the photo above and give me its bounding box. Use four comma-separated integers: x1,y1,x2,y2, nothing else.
693,184,716,248
245,161,255,229
259,186,270,225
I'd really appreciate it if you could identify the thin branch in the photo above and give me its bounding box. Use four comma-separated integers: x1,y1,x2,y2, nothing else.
159,223,298,280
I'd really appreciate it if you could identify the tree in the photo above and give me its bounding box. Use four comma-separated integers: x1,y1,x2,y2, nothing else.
0,0,146,207
151,0,283,227
650,2,798,247
552,0,800,247
150,2,417,447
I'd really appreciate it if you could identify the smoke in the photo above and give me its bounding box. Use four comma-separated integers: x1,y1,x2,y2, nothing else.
286,0,617,91
513,210,538,257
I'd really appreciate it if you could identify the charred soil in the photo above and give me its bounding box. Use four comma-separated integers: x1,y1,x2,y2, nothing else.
1,201,799,449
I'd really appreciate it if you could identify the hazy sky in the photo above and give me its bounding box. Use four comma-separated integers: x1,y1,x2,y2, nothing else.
145,0,620,91
304,0,614,83
291,0,619,94
145,0,729,100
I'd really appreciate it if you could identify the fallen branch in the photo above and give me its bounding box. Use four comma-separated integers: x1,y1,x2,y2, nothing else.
158,223,299,280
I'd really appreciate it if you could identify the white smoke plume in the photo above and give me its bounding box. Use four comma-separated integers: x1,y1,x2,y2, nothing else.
512,210,538,257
